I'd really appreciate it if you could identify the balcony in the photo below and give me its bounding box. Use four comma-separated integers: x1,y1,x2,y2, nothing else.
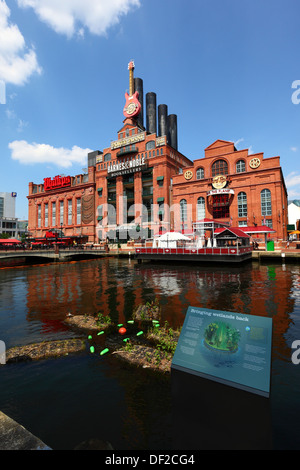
125,191,135,200
142,173,153,182
116,145,138,158
107,193,116,202
142,187,153,197
123,176,134,185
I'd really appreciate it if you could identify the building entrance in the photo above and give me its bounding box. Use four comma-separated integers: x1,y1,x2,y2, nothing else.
212,194,230,219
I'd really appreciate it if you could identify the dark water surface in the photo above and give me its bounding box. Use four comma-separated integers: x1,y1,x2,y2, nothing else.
0,257,300,449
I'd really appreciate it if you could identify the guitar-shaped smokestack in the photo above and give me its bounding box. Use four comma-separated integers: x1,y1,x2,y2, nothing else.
123,60,141,119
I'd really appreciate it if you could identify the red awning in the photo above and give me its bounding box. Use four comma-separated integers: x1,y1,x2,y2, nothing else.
239,226,275,234
0,238,21,244
214,227,250,238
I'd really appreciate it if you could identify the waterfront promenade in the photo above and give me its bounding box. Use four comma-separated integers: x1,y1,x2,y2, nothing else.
0,243,300,264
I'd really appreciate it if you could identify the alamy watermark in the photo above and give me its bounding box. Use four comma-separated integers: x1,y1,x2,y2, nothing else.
291,340,300,365
0,340,6,365
0,80,6,105
291,80,300,104
95,200,192,241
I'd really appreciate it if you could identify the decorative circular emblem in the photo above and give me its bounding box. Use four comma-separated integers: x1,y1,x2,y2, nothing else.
212,174,227,189
184,170,193,180
124,102,138,115
249,157,261,169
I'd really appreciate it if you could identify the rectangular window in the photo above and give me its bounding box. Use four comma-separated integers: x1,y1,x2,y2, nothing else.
76,198,81,225
68,199,72,225
60,201,64,225
44,203,48,227
238,192,247,218
261,190,272,216
262,201,272,216
52,202,56,226
38,205,41,228
262,218,273,228
0,197,4,218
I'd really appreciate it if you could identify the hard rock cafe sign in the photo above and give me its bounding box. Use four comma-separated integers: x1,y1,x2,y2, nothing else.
208,175,234,196
123,60,141,119
212,174,227,189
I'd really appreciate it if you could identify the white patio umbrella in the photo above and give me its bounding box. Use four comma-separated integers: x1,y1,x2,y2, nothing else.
156,231,191,248
158,231,191,241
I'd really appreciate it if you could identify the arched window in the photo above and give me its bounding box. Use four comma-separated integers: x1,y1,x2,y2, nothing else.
197,197,205,220
104,153,111,162
180,199,187,222
146,140,155,150
196,167,204,180
237,192,247,218
212,159,228,177
261,189,272,216
236,160,246,173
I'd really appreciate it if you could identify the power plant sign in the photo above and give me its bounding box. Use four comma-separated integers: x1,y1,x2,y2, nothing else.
110,132,145,150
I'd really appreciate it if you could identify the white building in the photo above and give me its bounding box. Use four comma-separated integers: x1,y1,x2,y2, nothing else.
288,200,300,237
0,192,27,239
0,192,16,218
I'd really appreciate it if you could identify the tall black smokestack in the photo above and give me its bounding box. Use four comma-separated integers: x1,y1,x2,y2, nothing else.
134,77,144,128
158,104,168,137
146,92,157,135
168,114,178,150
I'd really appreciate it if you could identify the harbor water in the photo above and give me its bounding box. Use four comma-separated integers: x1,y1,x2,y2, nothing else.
0,257,299,450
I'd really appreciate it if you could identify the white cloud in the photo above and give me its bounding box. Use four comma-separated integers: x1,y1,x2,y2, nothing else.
9,140,92,168
6,108,16,119
234,138,254,154
290,147,298,152
17,119,28,132
234,138,244,147
285,172,300,200
288,188,300,200
286,172,300,188
0,0,42,84
17,0,141,38
248,145,254,155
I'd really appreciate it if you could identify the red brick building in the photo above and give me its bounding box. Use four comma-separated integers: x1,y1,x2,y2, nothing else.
27,169,96,243
27,62,288,243
171,139,288,239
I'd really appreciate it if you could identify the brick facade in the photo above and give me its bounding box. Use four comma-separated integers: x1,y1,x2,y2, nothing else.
27,167,96,242
27,68,288,243
172,140,288,239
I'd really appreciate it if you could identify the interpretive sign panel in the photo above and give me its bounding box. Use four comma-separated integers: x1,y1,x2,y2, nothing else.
172,307,272,397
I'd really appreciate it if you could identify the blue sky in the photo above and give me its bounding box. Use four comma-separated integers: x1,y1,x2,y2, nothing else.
1,0,300,219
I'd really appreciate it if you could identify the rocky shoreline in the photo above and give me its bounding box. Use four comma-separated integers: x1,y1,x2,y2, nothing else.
4,306,181,374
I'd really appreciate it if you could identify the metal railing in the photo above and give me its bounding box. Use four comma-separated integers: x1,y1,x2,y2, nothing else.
135,246,252,256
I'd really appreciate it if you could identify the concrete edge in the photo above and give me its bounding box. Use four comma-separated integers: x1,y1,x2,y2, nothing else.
0,411,51,450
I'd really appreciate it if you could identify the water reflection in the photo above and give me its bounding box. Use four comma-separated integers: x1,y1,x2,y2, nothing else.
0,259,299,355
0,258,300,449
